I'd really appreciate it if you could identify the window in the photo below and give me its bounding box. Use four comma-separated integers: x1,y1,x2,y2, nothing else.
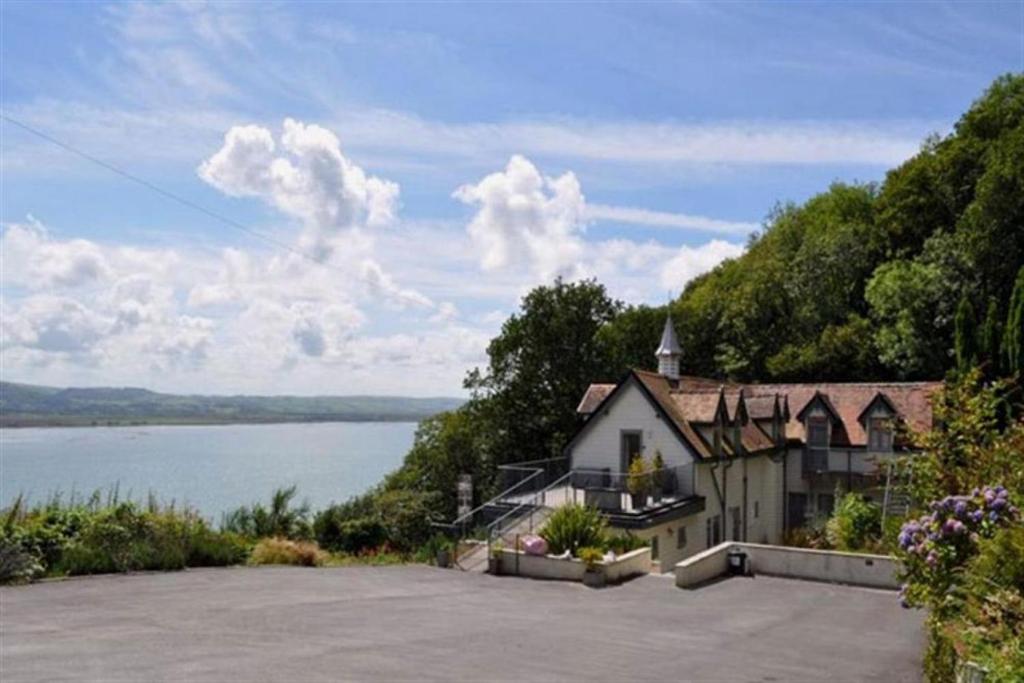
676,526,687,550
730,506,741,541
620,431,643,474
807,417,829,447
869,418,893,451
650,535,659,561
706,515,722,548
754,501,760,519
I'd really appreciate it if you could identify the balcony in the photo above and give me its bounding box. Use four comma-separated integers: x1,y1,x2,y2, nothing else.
565,464,704,529
801,448,898,479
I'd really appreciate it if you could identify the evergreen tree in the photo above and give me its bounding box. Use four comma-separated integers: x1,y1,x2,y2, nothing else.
1006,266,1024,376
978,297,1002,377
954,295,978,374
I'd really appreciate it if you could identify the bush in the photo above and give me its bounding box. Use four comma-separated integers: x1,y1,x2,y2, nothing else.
0,537,42,584
540,504,607,556
249,538,326,567
897,487,1021,681
825,492,881,551
951,526,1024,682
604,532,648,555
222,486,311,540
577,546,604,567
1,490,250,580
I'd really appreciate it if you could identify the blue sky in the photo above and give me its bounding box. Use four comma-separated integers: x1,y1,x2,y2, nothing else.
2,1,1022,395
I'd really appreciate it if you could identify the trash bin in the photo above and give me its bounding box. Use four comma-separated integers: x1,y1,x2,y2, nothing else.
727,549,748,576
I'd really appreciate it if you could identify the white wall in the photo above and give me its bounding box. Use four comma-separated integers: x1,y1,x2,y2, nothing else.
674,542,900,590
568,380,696,472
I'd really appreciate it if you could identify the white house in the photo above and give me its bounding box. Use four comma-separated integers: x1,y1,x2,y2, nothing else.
562,316,940,572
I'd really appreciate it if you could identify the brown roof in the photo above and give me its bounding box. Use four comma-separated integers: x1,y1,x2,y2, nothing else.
744,395,778,420
575,372,941,459
576,384,616,414
742,382,941,447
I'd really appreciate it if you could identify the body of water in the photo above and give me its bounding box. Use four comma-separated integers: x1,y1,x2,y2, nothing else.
0,422,417,520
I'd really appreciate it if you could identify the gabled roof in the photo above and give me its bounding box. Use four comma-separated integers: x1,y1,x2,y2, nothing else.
749,381,941,447
573,373,941,458
857,392,899,424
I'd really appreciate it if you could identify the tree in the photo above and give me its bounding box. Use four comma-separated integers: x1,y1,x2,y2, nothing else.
979,297,1003,377
465,278,622,463
954,295,978,374
1006,266,1024,377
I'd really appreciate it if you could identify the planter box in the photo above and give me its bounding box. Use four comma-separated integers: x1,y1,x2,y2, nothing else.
497,547,652,584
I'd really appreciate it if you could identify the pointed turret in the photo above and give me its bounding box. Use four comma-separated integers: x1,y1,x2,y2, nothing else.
655,314,682,379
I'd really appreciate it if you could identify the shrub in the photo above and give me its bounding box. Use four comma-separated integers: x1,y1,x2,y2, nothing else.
825,492,881,551
540,504,607,556
897,487,1021,681
222,486,312,540
626,456,650,498
249,538,326,567
604,532,648,555
577,546,604,568
0,537,42,584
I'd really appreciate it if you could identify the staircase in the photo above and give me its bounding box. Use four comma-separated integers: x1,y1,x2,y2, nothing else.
881,459,913,523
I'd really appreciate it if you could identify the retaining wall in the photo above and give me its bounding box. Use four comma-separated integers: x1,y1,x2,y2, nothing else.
675,542,899,589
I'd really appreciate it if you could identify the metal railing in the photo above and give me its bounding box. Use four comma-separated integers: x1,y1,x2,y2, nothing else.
487,469,574,556
569,463,695,513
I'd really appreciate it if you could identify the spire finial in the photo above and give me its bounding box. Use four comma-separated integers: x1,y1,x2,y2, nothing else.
655,313,682,379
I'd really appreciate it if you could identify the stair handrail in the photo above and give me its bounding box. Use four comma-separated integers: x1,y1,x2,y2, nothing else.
487,469,574,545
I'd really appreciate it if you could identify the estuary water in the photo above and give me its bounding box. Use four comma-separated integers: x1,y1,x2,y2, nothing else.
0,422,417,520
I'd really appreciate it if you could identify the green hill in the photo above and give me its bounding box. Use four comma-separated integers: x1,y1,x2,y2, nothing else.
0,381,464,427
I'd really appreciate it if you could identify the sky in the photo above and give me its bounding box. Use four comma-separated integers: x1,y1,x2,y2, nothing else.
1,1,1022,397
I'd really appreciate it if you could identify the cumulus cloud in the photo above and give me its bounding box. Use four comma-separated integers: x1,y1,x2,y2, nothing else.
198,118,400,249
2,219,111,288
453,155,586,282
659,240,746,291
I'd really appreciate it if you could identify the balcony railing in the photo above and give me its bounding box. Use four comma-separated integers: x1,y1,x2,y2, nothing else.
569,463,696,514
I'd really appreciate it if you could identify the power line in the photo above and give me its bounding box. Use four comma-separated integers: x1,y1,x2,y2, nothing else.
1,114,338,271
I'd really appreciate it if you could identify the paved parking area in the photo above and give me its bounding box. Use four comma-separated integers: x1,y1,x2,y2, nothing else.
1,565,922,682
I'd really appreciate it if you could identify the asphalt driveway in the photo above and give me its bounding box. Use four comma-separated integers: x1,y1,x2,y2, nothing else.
1,565,923,682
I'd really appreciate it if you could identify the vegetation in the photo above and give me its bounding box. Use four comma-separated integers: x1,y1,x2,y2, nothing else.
824,492,882,552
893,374,1024,681
249,538,327,567
540,504,608,556
577,546,604,569
0,491,249,581
0,381,463,427
222,485,312,540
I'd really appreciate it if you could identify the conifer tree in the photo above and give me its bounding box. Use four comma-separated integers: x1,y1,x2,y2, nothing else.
978,297,1002,377
1005,266,1024,376
954,295,978,374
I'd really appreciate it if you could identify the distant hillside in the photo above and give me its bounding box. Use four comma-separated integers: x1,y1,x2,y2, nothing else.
0,382,464,427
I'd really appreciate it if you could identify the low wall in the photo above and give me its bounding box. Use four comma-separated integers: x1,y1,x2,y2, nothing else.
499,547,651,583
675,542,899,590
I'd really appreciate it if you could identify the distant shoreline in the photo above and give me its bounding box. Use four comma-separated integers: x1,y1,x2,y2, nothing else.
0,415,430,429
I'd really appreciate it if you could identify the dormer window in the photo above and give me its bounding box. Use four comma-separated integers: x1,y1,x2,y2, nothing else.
868,418,893,451
807,417,829,448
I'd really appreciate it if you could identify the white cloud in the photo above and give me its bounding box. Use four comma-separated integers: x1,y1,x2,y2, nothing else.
585,203,758,236
198,118,400,247
2,219,112,288
454,155,587,282
659,240,746,291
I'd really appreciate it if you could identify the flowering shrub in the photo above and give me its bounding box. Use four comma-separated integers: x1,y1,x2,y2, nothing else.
897,486,1019,611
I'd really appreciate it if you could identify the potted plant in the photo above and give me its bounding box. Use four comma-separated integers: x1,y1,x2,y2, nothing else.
626,455,650,509
651,451,667,503
578,546,606,588
488,540,504,575
435,536,453,569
